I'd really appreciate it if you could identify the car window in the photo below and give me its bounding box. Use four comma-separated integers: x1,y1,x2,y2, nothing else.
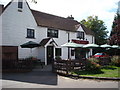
102,53,105,55
95,53,102,55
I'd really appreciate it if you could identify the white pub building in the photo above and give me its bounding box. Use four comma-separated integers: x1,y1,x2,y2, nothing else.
0,0,94,65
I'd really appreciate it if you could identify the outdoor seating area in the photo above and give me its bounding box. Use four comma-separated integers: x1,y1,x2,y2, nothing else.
2,41,120,74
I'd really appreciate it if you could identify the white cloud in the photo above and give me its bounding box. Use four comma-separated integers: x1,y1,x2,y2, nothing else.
1,0,120,35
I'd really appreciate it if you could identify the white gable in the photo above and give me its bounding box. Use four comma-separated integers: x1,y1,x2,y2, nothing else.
2,0,37,46
76,25,85,32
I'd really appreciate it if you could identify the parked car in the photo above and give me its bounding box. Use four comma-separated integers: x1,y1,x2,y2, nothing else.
93,53,109,58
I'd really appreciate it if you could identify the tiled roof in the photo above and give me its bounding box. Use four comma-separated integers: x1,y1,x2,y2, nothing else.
2,0,13,12
80,24,94,35
39,38,58,46
31,10,80,32
31,10,93,35
0,4,4,15
39,38,51,46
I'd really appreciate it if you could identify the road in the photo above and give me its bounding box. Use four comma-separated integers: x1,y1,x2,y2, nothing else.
1,65,119,88
1,73,119,88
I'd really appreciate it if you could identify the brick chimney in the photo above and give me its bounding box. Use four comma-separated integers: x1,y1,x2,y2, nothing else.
0,4,4,15
67,15,74,20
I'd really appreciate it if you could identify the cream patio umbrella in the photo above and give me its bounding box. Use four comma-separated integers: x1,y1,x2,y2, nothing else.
111,45,120,55
61,42,83,59
111,45,119,49
83,43,99,57
83,43,99,48
100,44,112,48
61,42,83,48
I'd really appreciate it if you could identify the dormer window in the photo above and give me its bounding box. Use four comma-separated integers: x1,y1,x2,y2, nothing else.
18,0,23,9
77,31,85,40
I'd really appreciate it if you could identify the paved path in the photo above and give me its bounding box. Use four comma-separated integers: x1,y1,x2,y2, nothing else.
2,65,119,88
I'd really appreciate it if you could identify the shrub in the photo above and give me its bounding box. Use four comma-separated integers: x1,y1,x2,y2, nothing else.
26,56,37,60
55,56,62,60
111,56,120,67
85,58,101,71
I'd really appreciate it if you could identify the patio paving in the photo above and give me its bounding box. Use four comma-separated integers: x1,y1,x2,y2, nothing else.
1,65,119,88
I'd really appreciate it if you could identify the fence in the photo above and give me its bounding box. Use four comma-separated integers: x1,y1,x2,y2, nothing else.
52,59,86,74
2,59,34,72
52,57,111,75
98,57,111,66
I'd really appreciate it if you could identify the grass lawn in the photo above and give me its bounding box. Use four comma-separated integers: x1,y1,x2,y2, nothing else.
73,66,120,78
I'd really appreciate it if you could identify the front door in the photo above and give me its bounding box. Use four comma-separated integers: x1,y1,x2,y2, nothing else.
47,46,54,64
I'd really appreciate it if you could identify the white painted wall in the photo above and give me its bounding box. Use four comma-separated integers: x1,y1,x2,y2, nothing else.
2,0,37,59
53,30,69,59
0,14,2,46
37,47,45,62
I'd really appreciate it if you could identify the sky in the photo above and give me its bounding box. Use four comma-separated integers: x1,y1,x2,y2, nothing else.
0,0,119,36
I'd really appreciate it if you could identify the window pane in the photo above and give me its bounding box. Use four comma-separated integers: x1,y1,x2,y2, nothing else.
83,32,85,39
18,0,23,9
54,30,58,38
27,30,30,37
47,29,51,37
47,29,58,38
31,30,34,37
77,31,84,39
27,29,35,38
71,50,74,56
31,31,33,37
52,30,55,37
77,31,81,38
55,48,61,56
77,32,79,38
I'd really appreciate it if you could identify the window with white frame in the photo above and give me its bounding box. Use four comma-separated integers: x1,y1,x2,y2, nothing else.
18,0,23,9
47,28,58,38
27,28,35,38
55,48,62,56
77,31,85,40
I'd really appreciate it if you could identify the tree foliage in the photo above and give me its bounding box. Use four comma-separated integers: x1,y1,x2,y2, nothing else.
112,13,120,29
81,16,108,45
31,0,37,3
28,0,37,4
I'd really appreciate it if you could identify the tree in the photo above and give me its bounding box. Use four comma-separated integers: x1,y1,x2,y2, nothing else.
109,12,120,46
81,16,108,45
28,0,37,3
31,0,37,3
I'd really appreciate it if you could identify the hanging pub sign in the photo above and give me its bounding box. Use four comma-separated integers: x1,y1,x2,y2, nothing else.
72,39,89,44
